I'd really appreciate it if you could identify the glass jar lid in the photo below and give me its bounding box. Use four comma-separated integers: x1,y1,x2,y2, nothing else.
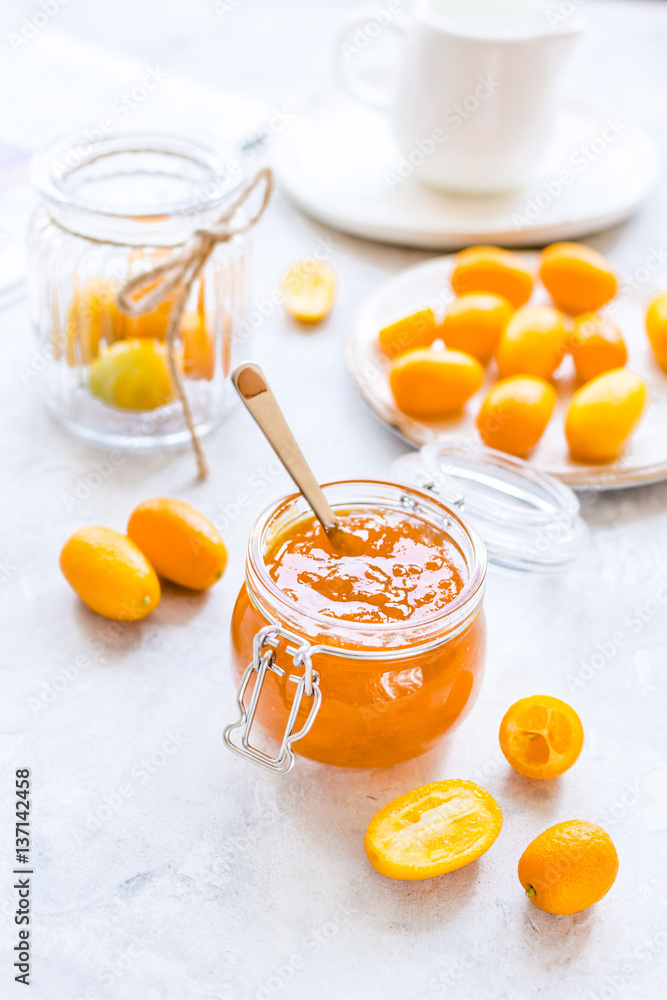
391,443,588,573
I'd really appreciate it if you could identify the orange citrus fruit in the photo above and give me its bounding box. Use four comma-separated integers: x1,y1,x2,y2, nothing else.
518,820,619,914
476,376,556,458
645,292,667,370
281,259,337,323
565,368,647,463
441,293,513,366
364,780,503,880
496,305,569,380
451,246,534,308
570,312,627,383
127,497,227,591
60,526,160,621
539,242,618,315
378,308,441,358
499,695,584,779
389,348,484,419
88,339,174,411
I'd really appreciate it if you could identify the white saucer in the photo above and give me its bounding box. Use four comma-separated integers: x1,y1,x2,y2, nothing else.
345,253,667,490
272,92,660,250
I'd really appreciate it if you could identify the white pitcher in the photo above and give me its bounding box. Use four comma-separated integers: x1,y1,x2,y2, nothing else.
337,0,585,193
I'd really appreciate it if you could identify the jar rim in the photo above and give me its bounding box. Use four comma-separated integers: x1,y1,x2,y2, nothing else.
31,131,246,223
246,479,487,645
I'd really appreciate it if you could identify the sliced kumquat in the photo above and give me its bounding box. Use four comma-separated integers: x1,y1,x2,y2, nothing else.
499,695,584,779
364,779,503,880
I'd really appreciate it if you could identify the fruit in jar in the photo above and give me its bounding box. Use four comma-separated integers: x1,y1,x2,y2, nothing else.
570,312,627,382
451,246,534,307
389,348,484,418
64,277,125,365
88,339,174,411
476,376,556,457
180,313,215,380
645,292,667,370
564,368,647,463
518,820,618,914
378,308,441,358
365,780,503,879
127,497,227,591
499,695,584,779
60,526,160,621
441,293,513,365
496,305,569,379
539,242,618,315
281,259,337,323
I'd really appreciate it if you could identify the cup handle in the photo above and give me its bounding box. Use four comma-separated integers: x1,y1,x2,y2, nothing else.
336,7,407,112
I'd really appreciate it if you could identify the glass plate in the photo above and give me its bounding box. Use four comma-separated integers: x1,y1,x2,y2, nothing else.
345,253,667,490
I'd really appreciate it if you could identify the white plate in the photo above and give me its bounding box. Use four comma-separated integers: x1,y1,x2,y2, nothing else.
345,253,667,490
272,92,659,250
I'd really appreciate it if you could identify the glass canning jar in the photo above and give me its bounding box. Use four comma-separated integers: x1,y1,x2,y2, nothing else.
27,132,250,449
225,480,487,772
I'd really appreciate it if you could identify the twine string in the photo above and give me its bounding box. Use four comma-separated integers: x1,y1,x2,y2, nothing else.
116,167,274,479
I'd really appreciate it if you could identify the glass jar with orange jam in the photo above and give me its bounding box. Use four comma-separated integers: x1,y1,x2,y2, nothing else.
225,480,487,771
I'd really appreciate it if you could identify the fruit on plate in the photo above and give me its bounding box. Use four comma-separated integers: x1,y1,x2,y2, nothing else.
476,376,556,458
281,259,337,323
496,305,569,380
539,242,618,315
441,293,513,366
645,292,667,370
88,339,174,411
518,820,618,914
451,245,534,307
564,368,647,463
365,780,503,880
499,695,584,779
389,348,484,419
378,308,441,358
60,525,160,621
570,313,627,383
128,497,227,591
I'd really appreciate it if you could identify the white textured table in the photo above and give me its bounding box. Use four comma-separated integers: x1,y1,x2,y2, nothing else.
2,2,667,998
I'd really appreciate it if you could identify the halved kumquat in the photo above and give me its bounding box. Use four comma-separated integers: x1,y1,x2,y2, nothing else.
499,695,584,779
364,779,503,880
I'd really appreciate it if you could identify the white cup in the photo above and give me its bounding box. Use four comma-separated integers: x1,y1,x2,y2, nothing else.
337,0,584,193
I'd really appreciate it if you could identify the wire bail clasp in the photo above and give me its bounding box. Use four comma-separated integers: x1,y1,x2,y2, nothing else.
223,625,322,774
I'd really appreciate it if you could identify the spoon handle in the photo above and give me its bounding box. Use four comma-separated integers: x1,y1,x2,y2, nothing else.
232,363,338,532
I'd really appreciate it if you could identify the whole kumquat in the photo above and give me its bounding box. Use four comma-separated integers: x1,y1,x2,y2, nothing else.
645,292,667,370
88,339,174,411
378,308,442,358
60,526,160,621
570,312,627,383
518,820,619,915
389,348,484,418
127,497,228,591
539,242,618,315
496,305,569,380
441,293,513,365
565,368,647,463
476,375,556,458
451,245,534,307
499,695,584,779
365,780,503,880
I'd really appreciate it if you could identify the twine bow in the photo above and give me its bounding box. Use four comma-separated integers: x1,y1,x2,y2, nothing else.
116,167,274,479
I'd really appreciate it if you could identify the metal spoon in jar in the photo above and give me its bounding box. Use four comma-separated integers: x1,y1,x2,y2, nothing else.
232,362,339,536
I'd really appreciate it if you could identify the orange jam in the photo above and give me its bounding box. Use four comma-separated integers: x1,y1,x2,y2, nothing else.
230,486,486,768
265,507,467,625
